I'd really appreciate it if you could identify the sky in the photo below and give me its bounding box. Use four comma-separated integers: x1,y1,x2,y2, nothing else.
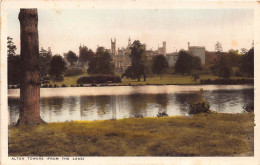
7,8,253,56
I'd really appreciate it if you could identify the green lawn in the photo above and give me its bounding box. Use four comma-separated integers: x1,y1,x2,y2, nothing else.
9,113,254,156
48,73,248,87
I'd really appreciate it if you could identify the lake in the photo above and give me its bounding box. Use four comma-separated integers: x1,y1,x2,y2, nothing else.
8,85,254,124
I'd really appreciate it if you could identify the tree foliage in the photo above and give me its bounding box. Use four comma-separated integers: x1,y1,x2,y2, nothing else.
39,47,52,78
87,47,114,75
152,55,168,79
49,55,66,81
174,50,202,75
66,51,78,66
7,36,17,56
215,41,223,53
79,45,94,66
123,40,147,81
240,47,254,78
7,37,22,85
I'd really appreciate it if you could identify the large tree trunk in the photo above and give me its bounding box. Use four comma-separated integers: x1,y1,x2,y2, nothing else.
17,9,44,125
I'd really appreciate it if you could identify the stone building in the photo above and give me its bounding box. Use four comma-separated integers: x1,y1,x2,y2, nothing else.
166,51,178,67
188,42,205,65
157,41,166,56
110,38,131,73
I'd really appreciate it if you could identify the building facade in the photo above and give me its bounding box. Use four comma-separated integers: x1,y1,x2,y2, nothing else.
188,42,205,65
166,52,178,67
110,38,131,73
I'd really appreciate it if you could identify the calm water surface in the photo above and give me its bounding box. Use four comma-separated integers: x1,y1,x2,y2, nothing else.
8,85,254,124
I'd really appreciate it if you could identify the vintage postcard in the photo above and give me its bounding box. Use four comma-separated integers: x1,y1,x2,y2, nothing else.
1,0,260,165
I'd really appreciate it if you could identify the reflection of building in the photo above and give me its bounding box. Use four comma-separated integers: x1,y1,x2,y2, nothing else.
188,42,205,65
110,38,132,73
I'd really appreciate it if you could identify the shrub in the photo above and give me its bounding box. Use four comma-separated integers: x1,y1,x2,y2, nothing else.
54,84,58,88
200,78,253,85
42,84,48,88
61,84,67,87
188,102,210,114
64,68,83,77
135,114,144,118
48,84,53,88
243,101,254,113
77,75,121,84
157,112,169,117
52,75,64,82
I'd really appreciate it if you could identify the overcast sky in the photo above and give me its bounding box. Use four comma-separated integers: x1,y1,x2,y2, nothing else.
8,8,253,55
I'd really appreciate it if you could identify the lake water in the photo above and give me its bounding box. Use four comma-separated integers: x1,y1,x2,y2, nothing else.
8,85,254,124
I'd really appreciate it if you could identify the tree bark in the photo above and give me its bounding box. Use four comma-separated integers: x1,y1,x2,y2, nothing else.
17,9,44,125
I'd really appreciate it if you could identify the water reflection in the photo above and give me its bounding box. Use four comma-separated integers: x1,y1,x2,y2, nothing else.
8,85,254,124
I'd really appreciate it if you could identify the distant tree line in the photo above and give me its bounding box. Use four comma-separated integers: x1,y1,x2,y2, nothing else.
8,37,254,85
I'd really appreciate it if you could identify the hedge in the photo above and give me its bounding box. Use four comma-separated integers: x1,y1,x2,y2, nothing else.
200,78,253,85
77,75,121,84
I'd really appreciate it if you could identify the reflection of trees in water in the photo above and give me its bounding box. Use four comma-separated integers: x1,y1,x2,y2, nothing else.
80,96,96,117
174,91,205,113
204,89,254,112
41,97,64,115
128,93,169,117
64,97,77,114
95,95,112,116
80,95,113,118
8,98,20,124
155,94,169,111
241,88,254,103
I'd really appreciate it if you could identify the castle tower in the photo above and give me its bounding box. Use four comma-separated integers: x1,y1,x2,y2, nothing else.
163,41,166,56
128,37,131,47
111,38,116,55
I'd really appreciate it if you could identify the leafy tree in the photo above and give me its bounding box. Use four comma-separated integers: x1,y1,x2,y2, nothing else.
240,48,248,55
49,55,66,81
123,40,147,81
79,45,94,67
152,55,168,79
87,47,114,75
215,41,223,54
66,50,78,66
240,47,254,78
7,36,17,57
218,58,232,78
174,50,202,75
8,54,22,85
7,37,22,85
39,47,52,78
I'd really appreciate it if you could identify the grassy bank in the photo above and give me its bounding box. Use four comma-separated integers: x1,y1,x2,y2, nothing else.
9,113,254,156
48,74,248,87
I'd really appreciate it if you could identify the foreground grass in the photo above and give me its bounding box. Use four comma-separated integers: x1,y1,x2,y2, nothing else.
9,113,254,156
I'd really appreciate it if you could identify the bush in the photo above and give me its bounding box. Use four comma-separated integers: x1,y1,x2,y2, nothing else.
61,84,67,87
54,84,58,88
243,101,254,113
157,112,169,117
64,68,83,77
200,78,253,85
42,84,48,88
77,75,121,84
48,84,53,88
188,102,210,114
52,75,64,82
